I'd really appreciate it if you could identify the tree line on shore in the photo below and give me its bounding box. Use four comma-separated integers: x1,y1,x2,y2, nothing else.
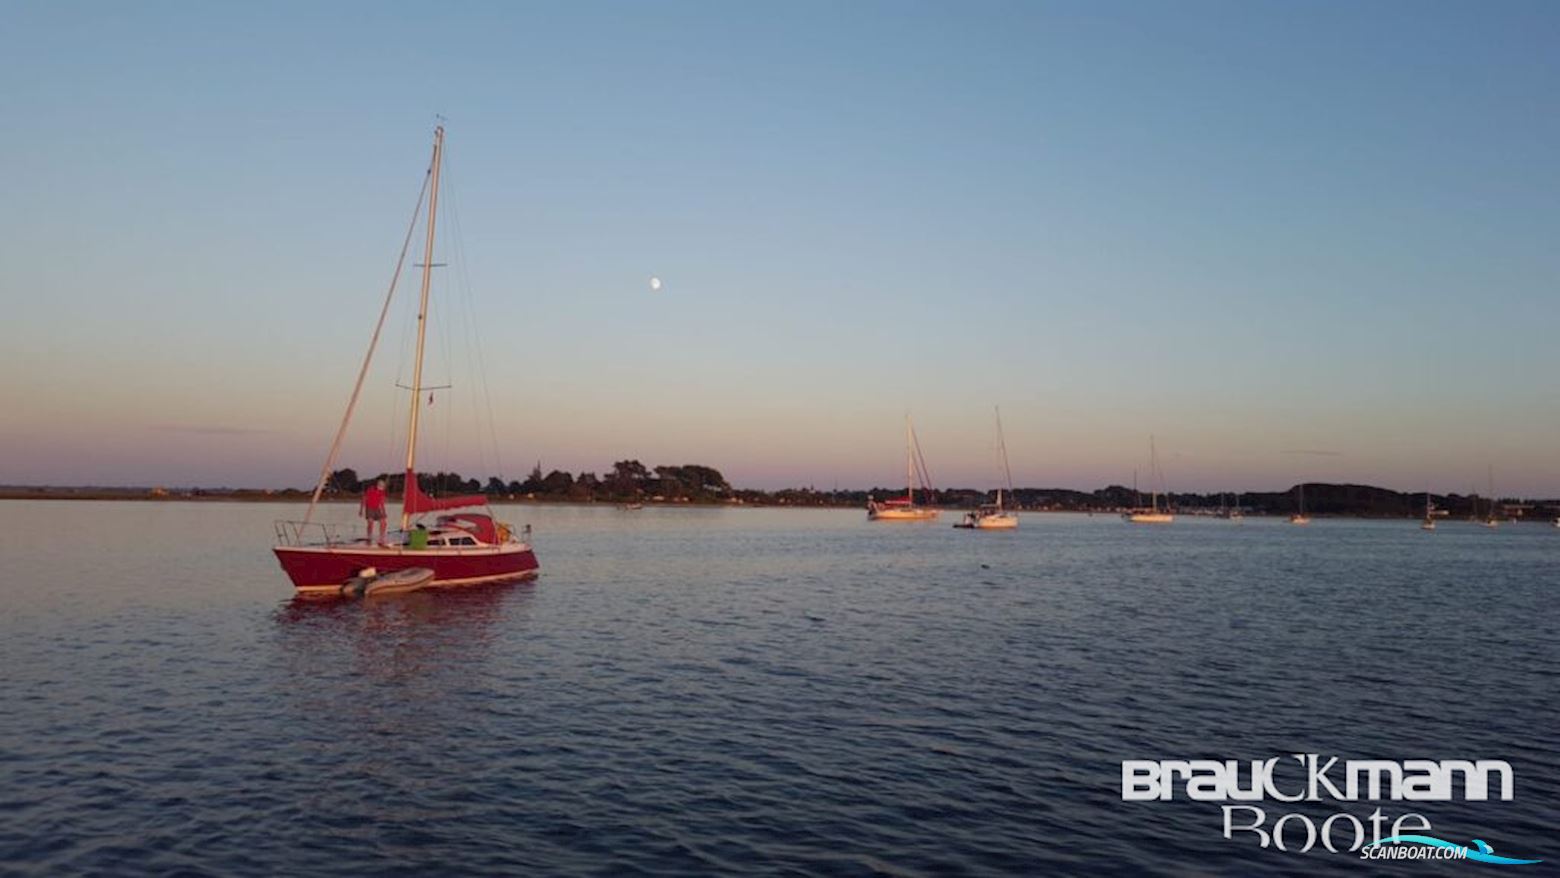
328,461,735,504
319,464,1559,519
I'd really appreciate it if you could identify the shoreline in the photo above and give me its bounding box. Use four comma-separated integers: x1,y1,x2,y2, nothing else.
3,491,1554,523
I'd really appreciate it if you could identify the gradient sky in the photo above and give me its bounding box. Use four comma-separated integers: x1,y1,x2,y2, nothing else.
2,1,1557,494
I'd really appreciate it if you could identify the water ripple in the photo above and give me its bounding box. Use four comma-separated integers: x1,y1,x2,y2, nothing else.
1,503,1556,874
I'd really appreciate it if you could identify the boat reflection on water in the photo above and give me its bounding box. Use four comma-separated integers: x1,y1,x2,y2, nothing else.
273,581,532,686
264,582,538,829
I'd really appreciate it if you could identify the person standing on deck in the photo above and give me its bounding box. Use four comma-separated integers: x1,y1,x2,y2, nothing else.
361,478,388,545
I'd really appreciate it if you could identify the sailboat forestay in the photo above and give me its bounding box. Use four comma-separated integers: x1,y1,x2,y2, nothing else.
956,407,1019,530
273,127,540,595
868,416,939,521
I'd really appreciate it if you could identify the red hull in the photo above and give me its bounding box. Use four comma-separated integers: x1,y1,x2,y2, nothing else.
274,543,538,594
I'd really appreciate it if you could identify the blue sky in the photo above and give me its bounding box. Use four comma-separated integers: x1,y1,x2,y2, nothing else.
2,1,1557,493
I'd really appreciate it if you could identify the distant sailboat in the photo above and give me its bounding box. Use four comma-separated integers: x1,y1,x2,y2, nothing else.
1289,483,1312,525
868,415,939,521
1221,492,1244,522
1123,436,1174,524
1481,465,1500,528
1421,491,1436,531
955,407,1019,530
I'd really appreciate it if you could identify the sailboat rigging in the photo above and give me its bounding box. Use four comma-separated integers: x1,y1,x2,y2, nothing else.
1481,465,1500,528
868,415,939,521
273,126,539,595
1123,435,1173,524
956,407,1019,530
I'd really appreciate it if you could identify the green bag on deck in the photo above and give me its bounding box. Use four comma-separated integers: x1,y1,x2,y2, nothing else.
408,527,429,550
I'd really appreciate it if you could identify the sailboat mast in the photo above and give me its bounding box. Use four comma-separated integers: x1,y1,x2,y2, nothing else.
402,125,444,529
995,407,1013,510
905,415,915,505
1149,435,1159,514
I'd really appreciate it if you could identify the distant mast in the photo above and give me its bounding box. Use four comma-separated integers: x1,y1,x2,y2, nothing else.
995,406,1014,511
403,125,444,530
1149,434,1160,514
1484,464,1499,527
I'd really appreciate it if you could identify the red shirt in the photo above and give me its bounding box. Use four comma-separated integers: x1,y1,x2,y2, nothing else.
363,485,387,511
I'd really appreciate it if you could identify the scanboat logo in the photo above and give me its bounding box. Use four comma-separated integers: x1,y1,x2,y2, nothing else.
1121,755,1543,865
1363,837,1541,865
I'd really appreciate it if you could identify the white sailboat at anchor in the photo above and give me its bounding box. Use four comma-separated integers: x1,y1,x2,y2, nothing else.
1289,483,1312,525
868,415,939,521
956,407,1019,530
1123,436,1173,524
1481,465,1500,528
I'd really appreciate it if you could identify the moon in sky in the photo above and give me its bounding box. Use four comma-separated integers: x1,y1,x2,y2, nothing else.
649,276,662,292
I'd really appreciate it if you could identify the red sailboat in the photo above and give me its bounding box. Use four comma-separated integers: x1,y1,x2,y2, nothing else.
274,126,539,595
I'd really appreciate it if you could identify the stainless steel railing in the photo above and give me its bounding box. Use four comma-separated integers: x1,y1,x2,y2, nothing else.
274,519,346,547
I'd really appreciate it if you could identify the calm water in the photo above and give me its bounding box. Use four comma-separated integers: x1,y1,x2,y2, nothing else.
1,501,1555,875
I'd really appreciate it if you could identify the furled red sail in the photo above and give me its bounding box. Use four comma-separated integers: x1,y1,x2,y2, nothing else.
402,468,486,516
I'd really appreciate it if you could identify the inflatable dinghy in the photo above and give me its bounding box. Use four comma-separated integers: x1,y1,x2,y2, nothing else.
339,567,436,598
